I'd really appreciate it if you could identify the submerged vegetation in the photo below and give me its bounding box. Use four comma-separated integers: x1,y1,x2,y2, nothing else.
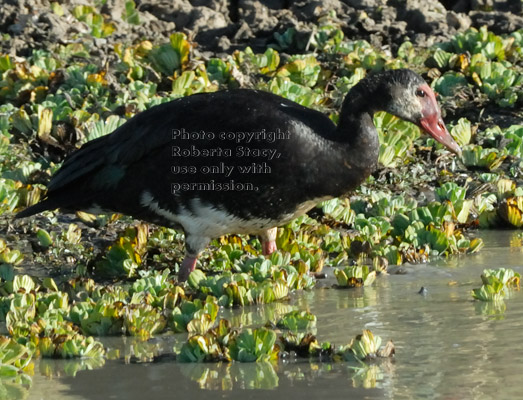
0,0,522,392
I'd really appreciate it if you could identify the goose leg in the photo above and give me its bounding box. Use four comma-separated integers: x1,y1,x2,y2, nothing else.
178,235,210,282
260,227,278,255
178,256,198,282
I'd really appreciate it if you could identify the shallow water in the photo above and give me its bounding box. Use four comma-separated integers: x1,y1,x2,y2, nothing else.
26,230,523,400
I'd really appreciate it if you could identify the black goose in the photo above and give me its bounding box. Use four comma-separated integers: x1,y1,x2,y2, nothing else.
16,69,461,281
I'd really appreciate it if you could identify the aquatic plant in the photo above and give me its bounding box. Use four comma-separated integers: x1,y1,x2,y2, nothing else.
472,268,520,301
334,265,376,288
435,26,523,107
229,328,279,362
462,145,505,171
94,224,148,278
38,333,105,359
177,333,228,363
280,332,323,357
276,310,317,332
70,300,125,336
187,258,313,307
170,297,214,333
374,112,420,168
481,268,520,288
72,5,116,38
177,323,280,363
471,281,505,302
147,33,190,76
340,330,395,361
0,336,34,376
123,304,166,338
1,3,523,384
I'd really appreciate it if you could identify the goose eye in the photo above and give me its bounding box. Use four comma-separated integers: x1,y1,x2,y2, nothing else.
416,88,426,98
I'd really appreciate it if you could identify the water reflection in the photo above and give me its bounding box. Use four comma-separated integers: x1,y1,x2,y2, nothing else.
0,375,31,400
21,230,523,400
180,361,279,390
39,357,105,378
177,360,394,391
219,301,295,328
350,363,390,389
474,299,506,318
43,358,389,400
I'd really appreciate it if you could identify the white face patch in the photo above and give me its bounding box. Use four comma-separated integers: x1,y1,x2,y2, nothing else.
387,84,423,123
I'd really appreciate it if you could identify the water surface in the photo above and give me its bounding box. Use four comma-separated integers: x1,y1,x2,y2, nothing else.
27,230,523,400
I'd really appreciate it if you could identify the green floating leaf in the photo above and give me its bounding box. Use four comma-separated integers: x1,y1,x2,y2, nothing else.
472,268,519,302
334,265,376,288
124,304,166,339
40,334,105,359
0,336,34,370
42,277,58,292
229,328,278,362
148,45,181,76
276,310,316,332
36,229,53,248
13,275,35,293
177,333,227,363
462,145,505,171
123,0,141,25
450,118,473,147
341,330,394,361
499,197,523,228
187,269,206,290
481,268,520,288
433,72,468,96
471,283,505,302
276,55,320,87
428,48,453,69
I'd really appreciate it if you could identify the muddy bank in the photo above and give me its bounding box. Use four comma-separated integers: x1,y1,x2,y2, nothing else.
1,0,522,57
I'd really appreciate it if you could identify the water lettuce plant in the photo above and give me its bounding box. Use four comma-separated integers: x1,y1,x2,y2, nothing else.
340,330,395,361
0,336,34,376
374,112,420,168
276,310,317,332
175,309,393,364
275,311,324,357
177,331,230,363
1,2,523,387
177,322,280,363
334,265,376,288
94,224,148,278
472,268,520,301
435,26,523,107
186,256,314,307
229,328,279,362
482,268,520,288
0,337,33,395
462,145,505,171
471,282,505,302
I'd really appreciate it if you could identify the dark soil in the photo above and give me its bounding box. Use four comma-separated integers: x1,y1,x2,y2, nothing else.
1,0,522,58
